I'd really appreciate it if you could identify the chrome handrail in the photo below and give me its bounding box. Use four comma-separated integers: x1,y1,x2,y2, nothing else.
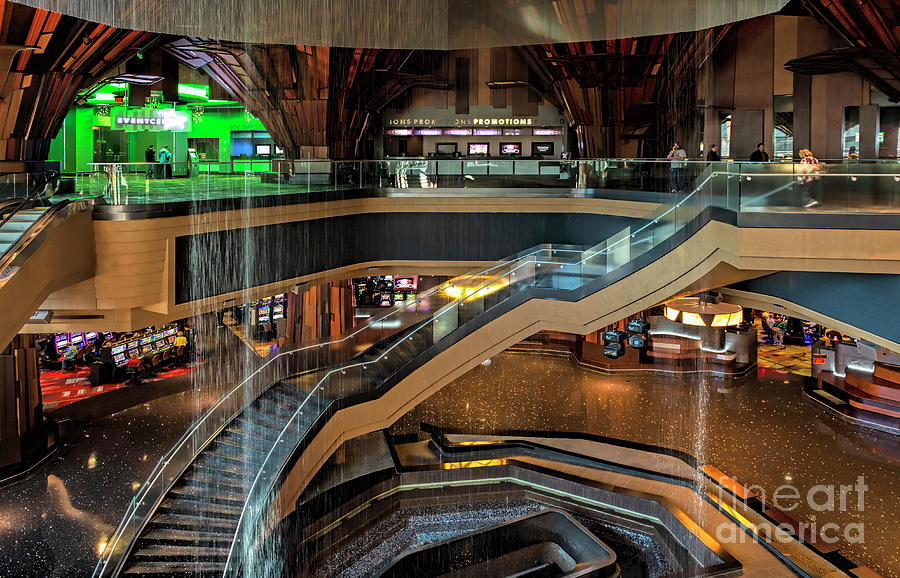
222,169,727,575
91,239,582,577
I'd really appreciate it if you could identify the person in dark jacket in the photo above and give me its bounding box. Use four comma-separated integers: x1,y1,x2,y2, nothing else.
749,142,769,162
144,145,155,179
706,144,721,161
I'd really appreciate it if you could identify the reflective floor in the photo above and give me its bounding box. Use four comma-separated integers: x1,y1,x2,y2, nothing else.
0,390,215,577
390,352,900,577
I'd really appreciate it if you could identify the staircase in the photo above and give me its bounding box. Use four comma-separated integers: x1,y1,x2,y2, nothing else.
0,207,50,260
122,380,329,577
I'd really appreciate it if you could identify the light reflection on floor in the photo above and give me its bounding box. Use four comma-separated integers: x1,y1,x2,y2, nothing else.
390,351,899,577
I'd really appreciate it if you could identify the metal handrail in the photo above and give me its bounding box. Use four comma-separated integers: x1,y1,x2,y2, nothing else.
0,170,58,235
91,240,582,577
223,170,727,575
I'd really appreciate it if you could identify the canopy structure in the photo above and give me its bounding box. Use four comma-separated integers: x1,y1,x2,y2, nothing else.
14,0,788,49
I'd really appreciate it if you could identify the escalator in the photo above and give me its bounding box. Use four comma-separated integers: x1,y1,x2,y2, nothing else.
0,171,95,348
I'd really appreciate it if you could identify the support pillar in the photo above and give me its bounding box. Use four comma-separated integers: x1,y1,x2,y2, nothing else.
0,335,44,471
793,73,811,158
859,104,881,159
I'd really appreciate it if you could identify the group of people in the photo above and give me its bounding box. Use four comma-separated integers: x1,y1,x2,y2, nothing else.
144,144,173,179
665,141,822,208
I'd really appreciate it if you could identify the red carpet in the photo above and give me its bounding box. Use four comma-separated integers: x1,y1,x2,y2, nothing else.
40,362,202,411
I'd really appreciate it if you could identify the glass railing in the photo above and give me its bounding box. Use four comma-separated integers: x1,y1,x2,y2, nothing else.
94,161,900,576
90,241,574,577
79,158,900,213
222,175,733,575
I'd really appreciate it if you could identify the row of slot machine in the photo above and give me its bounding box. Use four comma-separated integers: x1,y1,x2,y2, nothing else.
353,275,418,307
108,328,180,366
54,332,114,356
250,294,287,324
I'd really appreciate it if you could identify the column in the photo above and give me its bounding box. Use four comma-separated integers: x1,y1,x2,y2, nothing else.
0,335,43,470
793,73,811,158
859,104,881,159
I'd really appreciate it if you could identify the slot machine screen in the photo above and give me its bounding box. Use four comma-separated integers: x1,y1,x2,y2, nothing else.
55,334,70,350
85,332,98,342
141,345,153,355
113,353,126,365
105,332,115,340
111,344,127,356
70,333,85,347
394,276,417,290
273,304,284,320
165,328,177,337
166,336,176,345
379,295,393,307
127,341,139,351
259,306,271,321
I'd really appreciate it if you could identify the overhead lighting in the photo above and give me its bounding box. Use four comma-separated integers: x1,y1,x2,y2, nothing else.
663,297,742,327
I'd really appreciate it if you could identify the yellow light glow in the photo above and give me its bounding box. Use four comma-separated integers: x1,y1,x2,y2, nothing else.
728,311,743,325
442,458,508,469
681,312,705,326
664,306,679,321
711,313,730,327
97,535,109,556
443,277,509,301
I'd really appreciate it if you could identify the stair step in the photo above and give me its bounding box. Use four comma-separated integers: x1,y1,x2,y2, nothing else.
141,528,233,546
243,407,289,429
181,471,248,493
123,561,225,576
193,456,253,479
148,513,238,533
158,498,242,519
130,544,229,561
168,485,244,506
813,389,847,406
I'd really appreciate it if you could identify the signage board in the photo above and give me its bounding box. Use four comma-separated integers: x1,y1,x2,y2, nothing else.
112,108,191,132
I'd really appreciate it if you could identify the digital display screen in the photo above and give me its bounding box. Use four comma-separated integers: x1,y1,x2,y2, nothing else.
275,146,284,155
127,341,139,350
56,335,70,348
385,128,413,136
141,345,153,354
165,328,177,336
167,336,176,345
255,144,271,155
532,128,561,135
111,344,127,355
435,142,457,155
502,128,522,136
71,333,84,346
415,128,443,136
394,276,417,290
443,128,472,136
560,152,571,160
273,304,284,320
114,353,126,365
85,332,98,341
532,142,554,156
500,142,521,156
468,143,489,155
474,128,501,136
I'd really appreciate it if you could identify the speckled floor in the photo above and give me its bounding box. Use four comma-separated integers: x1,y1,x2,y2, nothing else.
0,390,214,577
390,351,900,577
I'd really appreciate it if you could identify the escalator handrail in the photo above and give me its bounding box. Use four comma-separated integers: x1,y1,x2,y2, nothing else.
0,196,95,277
0,170,59,234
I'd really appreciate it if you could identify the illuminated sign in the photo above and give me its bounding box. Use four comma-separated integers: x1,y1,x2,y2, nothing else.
386,117,535,127
112,108,191,132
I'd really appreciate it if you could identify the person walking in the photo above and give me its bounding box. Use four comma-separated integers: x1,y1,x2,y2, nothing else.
666,142,687,192
144,145,155,179
766,315,785,347
158,145,172,179
706,144,721,161
797,148,821,208
749,142,769,162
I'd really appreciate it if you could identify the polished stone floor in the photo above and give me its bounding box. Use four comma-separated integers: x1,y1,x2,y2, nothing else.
0,390,214,577
390,352,899,577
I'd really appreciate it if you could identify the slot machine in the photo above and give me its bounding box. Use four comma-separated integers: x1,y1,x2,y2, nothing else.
273,303,284,320
111,344,127,366
70,333,85,348
55,333,71,355
259,306,271,322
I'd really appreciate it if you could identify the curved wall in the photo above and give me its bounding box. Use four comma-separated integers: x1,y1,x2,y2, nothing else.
174,212,639,303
